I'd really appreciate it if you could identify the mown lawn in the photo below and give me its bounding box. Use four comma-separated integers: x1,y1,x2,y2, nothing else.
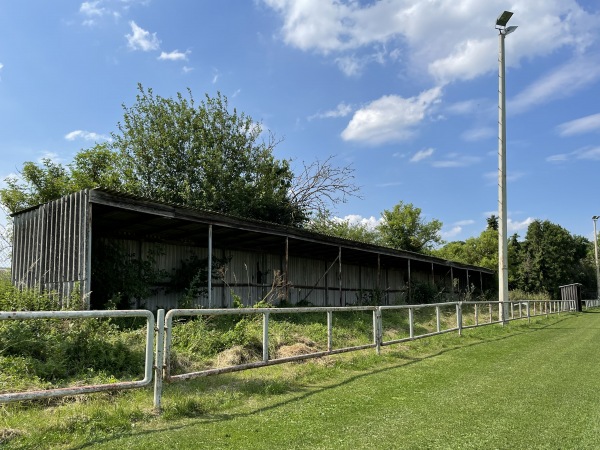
3,311,600,449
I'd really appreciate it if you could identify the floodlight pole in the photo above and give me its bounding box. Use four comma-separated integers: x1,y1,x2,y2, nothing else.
593,216,600,299
496,11,516,324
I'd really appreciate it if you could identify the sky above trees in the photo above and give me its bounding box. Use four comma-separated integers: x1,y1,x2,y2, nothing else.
1,1,600,242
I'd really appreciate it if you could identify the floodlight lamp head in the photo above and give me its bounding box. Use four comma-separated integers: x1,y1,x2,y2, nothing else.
496,10,514,27
593,215,600,220
504,25,518,35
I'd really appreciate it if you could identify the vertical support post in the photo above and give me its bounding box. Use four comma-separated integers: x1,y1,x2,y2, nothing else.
475,303,479,325
84,196,93,310
436,305,441,332
450,266,454,300
408,308,414,339
466,269,470,297
285,237,289,303
498,27,509,325
593,217,600,299
480,271,483,296
377,254,382,304
373,309,381,355
153,309,165,412
456,303,463,336
338,246,343,306
527,301,531,323
262,312,269,362
324,260,329,306
327,311,333,352
489,303,493,323
208,224,213,308
407,260,412,304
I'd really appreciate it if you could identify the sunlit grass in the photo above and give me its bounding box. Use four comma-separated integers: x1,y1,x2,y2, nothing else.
2,311,600,449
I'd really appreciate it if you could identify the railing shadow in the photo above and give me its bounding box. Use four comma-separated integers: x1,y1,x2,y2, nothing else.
71,314,573,449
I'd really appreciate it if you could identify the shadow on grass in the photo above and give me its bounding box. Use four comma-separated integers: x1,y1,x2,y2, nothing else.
70,314,575,449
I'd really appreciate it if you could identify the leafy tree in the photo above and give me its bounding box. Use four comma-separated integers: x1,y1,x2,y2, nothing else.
377,201,442,252
111,85,301,224
434,228,498,270
513,220,591,298
486,215,499,230
306,211,379,244
1,159,72,213
0,86,315,225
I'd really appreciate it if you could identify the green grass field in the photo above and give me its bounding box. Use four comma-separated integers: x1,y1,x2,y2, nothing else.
2,310,600,449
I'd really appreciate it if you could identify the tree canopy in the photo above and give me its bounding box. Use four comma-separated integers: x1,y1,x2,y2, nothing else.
376,201,443,253
435,218,597,298
1,85,361,226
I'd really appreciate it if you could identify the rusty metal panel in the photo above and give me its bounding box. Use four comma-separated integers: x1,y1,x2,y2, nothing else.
11,191,92,306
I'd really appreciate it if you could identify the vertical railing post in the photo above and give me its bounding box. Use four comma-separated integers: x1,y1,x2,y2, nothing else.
409,308,414,339
373,309,381,355
475,303,479,326
489,302,493,323
527,301,531,324
327,311,333,352
436,305,441,332
518,301,522,318
153,309,165,412
456,302,463,336
262,312,269,362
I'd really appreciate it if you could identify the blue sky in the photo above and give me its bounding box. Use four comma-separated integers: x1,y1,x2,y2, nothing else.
1,0,600,244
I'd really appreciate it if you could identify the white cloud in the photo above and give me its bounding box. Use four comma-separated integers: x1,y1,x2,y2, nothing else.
577,147,600,160
183,66,194,74
546,146,600,162
557,113,600,137
37,152,61,163
79,1,124,25
80,1,105,17
309,102,353,120
441,226,463,239
455,220,475,227
335,55,364,77
546,153,569,163
158,50,190,61
126,21,160,52
511,57,600,113
65,130,111,142
508,217,534,233
446,99,481,115
432,154,481,168
461,127,494,142
410,148,434,163
262,1,600,82
336,214,381,230
341,87,442,145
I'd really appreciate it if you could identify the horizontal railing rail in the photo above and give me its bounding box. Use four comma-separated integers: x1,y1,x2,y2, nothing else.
0,309,155,404
0,299,586,410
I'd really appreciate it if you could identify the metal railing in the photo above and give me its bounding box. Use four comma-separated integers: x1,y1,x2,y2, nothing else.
153,299,576,409
0,299,582,409
0,309,155,403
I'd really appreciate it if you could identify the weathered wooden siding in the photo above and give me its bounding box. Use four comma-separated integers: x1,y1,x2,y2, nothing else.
12,191,91,306
11,189,495,309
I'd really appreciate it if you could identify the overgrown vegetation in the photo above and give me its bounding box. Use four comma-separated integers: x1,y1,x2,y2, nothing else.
1,310,596,449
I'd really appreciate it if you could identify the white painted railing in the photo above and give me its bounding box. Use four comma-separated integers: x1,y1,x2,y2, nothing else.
0,299,583,410
0,310,155,403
